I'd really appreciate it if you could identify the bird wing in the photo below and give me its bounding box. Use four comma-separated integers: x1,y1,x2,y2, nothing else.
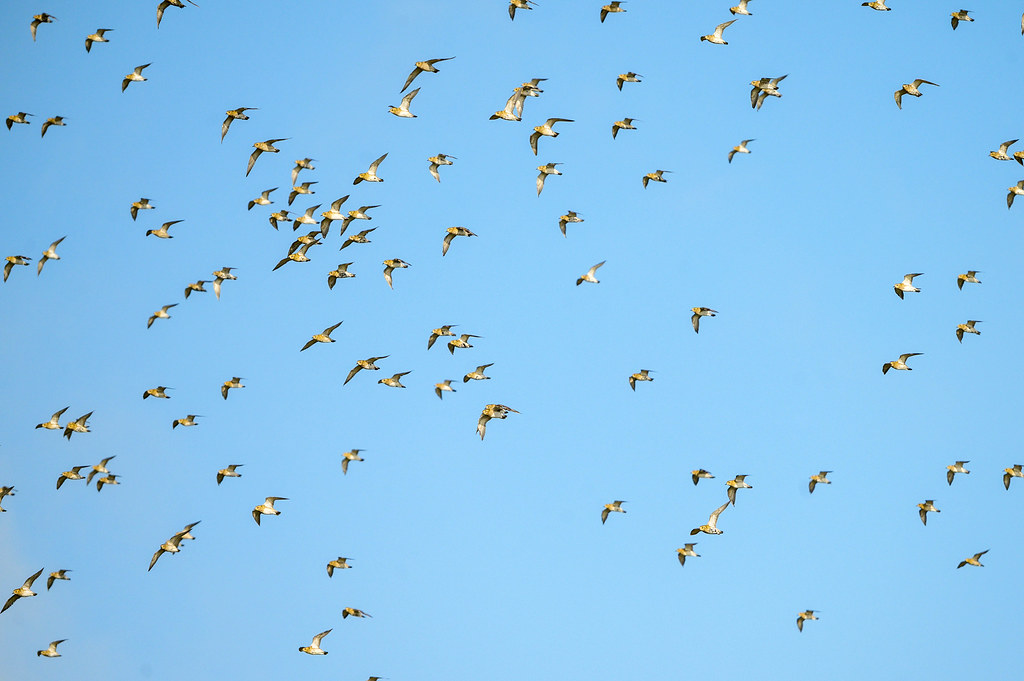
708,501,729,528
401,67,423,93
715,19,736,37
529,131,540,155
442,233,455,256
312,629,332,647
344,365,362,384
401,88,420,109
368,153,388,174
246,149,262,177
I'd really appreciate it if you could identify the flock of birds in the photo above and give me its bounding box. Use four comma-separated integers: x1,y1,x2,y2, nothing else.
3,1,1023,672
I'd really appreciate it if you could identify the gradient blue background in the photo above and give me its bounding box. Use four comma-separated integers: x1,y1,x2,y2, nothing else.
2,1,1023,679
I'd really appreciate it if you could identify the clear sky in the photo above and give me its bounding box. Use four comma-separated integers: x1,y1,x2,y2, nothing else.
2,1,1023,679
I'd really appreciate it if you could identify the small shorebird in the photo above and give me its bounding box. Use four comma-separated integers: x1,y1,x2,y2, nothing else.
130,197,154,221
1005,464,1024,490
379,371,411,388
601,500,626,524
46,570,71,590
956,320,981,343
917,500,939,526
508,0,536,20
157,0,198,28
273,238,320,271
730,0,753,15
428,154,455,182
536,163,563,196
882,352,922,374
85,28,112,52
435,380,457,400
559,210,583,237
1007,180,1024,209
950,9,972,29
464,363,494,382
443,226,476,256
428,325,457,350
2,568,44,613
957,550,988,568
56,466,88,490
327,557,351,577
146,219,183,239
629,369,653,391
797,610,819,632
216,464,243,485
726,475,752,506
222,377,244,400
700,19,736,44
957,270,981,290
894,79,938,109
447,333,480,354
36,236,65,275
143,386,171,399
530,118,573,155
288,181,317,206
301,321,343,351
691,501,729,535
249,188,276,211
122,63,151,92
327,263,355,289
6,112,32,129
291,158,315,187
345,356,389,385
990,139,1017,161
339,205,379,235
342,607,372,619
40,116,66,138
269,210,290,230
402,57,455,92
31,14,57,41
354,153,388,184
600,2,626,22
149,525,198,571
246,138,287,177
616,72,641,90
676,544,700,566
319,196,349,235
63,411,93,440
691,307,717,333
86,456,115,485
490,90,524,122
222,107,257,142
95,474,120,492
728,139,754,163
383,259,410,289
808,471,831,494
388,88,420,118
299,629,332,655
37,640,66,658
148,304,177,329
946,460,969,486
862,0,890,10
4,255,31,282
576,261,605,286
252,497,287,525
642,169,670,188
477,404,518,440
212,267,237,300
341,449,364,475
36,406,69,430
611,118,637,139
172,414,201,429
692,469,714,485
894,273,923,299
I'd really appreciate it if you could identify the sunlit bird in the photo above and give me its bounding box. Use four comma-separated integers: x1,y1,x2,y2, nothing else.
957,270,981,290
6,112,33,129
2,568,44,614
36,406,69,430
252,497,287,525
388,87,420,118
601,500,627,524
726,474,752,506
691,500,730,535
464,363,494,382
301,321,343,352
146,220,183,239
428,325,457,349
46,570,71,591
345,356,389,385
809,471,832,494
750,75,787,110
149,523,200,571
559,210,583,237
86,456,115,485
730,0,753,15
142,386,171,399
642,169,670,188
894,79,938,109
447,333,480,354
1004,464,1024,490
222,377,244,400
490,90,524,122
62,411,93,440
989,139,1017,161
327,557,352,576
691,307,717,333
728,139,754,163
946,460,969,486
40,116,66,138
212,266,237,300
319,196,350,235
862,0,890,10
700,19,736,44
299,629,332,655
530,118,573,155
917,500,939,526
600,2,626,23
797,611,819,632
172,414,201,429
882,352,922,374
342,607,372,619
246,138,287,177
379,371,411,388
894,272,923,299
216,464,243,485
4,255,31,282
341,449,364,475
31,14,57,42
676,544,700,566
955,320,981,343
692,469,714,486
629,369,653,391
339,204,379,235
616,72,641,91
435,380,457,400
354,153,388,184
402,57,455,92
288,181,317,206
157,0,198,29
1007,180,1024,209
36,236,65,276
477,404,519,440
428,154,455,182
273,237,320,270
576,260,605,286
443,226,477,256
537,163,563,196
248,188,276,212
56,465,88,490
950,9,973,29
95,474,120,492
509,0,536,20
148,304,177,329
130,197,155,221
85,28,112,52
37,640,66,658
291,158,315,187
122,63,152,92
222,107,257,142
327,262,355,289
957,550,988,569
383,259,410,289
269,210,291,231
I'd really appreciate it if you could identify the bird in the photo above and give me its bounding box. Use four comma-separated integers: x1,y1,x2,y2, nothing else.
728,139,754,163
122,63,152,92
36,406,69,430
490,90,524,121
642,169,670,188
46,570,71,591
464,363,494,382
950,9,972,29
143,386,171,400
700,19,736,44
989,139,1017,161
809,471,832,494
157,0,198,28
530,118,573,155
401,57,455,92
288,181,317,206
616,72,641,91
508,0,536,20
56,466,88,490
692,469,714,486
5,112,33,130
273,238,320,271
894,273,923,299
862,0,890,9
1004,464,1024,490
4,255,31,282
216,464,243,485
1007,180,1024,209
354,153,388,184
629,369,653,391
327,263,355,289
318,196,350,235
676,544,700,566
86,456,115,485
147,304,177,329
0,487,14,512
149,528,192,571
726,475,752,506
299,629,332,655
327,557,351,577
95,474,120,492
345,356,389,385
342,607,372,619
222,377,244,400
428,325,457,349
145,219,183,239
339,204,379,235
558,211,583,237
212,267,237,300
301,321,343,351
917,500,940,526
691,500,730,535
252,497,287,525
447,333,480,354
600,2,626,23
750,75,787,109
291,204,322,231
291,158,316,187
611,118,637,139
882,352,922,374
172,414,201,429
221,107,257,142
576,261,605,286
730,0,753,15
341,449,364,475
428,154,455,182
536,163,563,196
894,79,938,109
388,88,420,118
947,460,970,486
443,227,477,256
85,28,112,52
248,188,276,212
601,500,627,524
435,380,457,400
957,550,988,568
63,411,93,440
2,568,44,614
184,280,208,299
797,611,819,632
957,270,981,290
246,138,287,177
268,210,292,231
40,116,66,138
691,307,717,333
477,404,518,440
130,198,155,221
379,371,411,388
37,640,66,658
30,14,57,42
34,236,65,276
956,320,981,343
383,259,410,289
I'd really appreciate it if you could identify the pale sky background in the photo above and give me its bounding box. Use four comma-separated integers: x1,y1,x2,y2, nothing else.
2,1,1024,679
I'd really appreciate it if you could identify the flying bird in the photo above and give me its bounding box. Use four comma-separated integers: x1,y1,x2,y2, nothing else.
477,404,518,440
955,320,981,343
1004,464,1024,490
95,474,120,492
222,377,244,400
576,260,605,286
342,607,372,619
946,460,969,486
700,19,736,44
122,63,152,92
36,406,69,430
36,237,65,276
402,57,455,92
327,557,352,577
246,138,287,177
600,2,626,23
601,500,626,524
172,414,201,429
726,474,752,506
147,304,177,329
212,267,237,300
691,500,729,535
559,211,583,237
40,116,66,138
611,118,637,139
428,154,455,182
435,380,457,400
464,363,494,382
956,271,980,290
730,0,753,15
46,570,71,591
216,464,243,485
2,568,44,614
249,188,276,211
378,371,411,388
676,544,700,566
388,88,420,118
629,369,653,391
508,0,536,20
6,112,33,129
146,220,183,239
989,139,1017,161
894,79,938,109
728,139,754,163
4,255,31,282
691,307,717,333
56,465,88,490
950,9,972,29
616,72,641,90
288,181,317,206
1007,180,1024,209
917,500,939,526
642,169,670,188
291,158,315,187
797,611,819,632
30,14,57,42
530,118,573,155
428,325,457,350
222,107,257,142
882,352,922,374
86,456,115,485
157,0,198,29
299,629,332,656
63,411,93,440
252,497,287,525
85,28,112,52
894,273,923,299
536,163,563,195
383,259,410,289
809,471,832,494
957,550,988,569
301,321,343,351
345,356,389,385
341,449,364,475
447,333,480,354
37,640,67,658
443,227,476,256
130,198,155,221
149,527,193,571
327,262,355,289
354,153,388,184
692,469,714,486
862,0,890,9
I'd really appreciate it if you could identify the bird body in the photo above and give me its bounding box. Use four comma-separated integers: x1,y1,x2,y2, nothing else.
530,118,573,155
57,465,88,490
576,260,605,285
477,404,518,440
354,153,388,184
428,154,455,182
402,57,454,92
700,20,736,44
85,28,112,52
46,570,71,591
1007,181,1024,209
642,169,670,188
143,386,171,400
216,464,243,485
222,377,244,399
536,163,562,196
950,9,972,29
327,263,355,289
36,406,69,430
629,369,653,391
601,500,627,524
958,550,988,568
63,411,93,440
957,270,980,290
2,568,44,614
288,181,317,206
379,371,411,388
443,226,476,256
882,352,922,374
247,139,287,177
894,273,922,299
299,629,332,655
222,107,256,142
157,0,198,28
728,139,754,163
6,112,33,129
677,543,700,566
448,333,480,354
345,356,389,385
990,139,1017,161
692,469,714,485
172,414,201,429
726,474,752,505
383,259,410,289
616,72,641,90
894,79,938,109
122,63,152,92
809,471,832,494
691,501,729,535
464,363,494,382
691,307,717,333
291,158,315,187
148,304,177,329
946,460,969,486
917,500,939,525
428,325,457,350
435,380,457,399
252,497,287,525
341,450,364,475
611,118,636,139
146,219,183,239
130,198,155,221
388,88,420,118
40,116,66,138
600,2,626,23
559,211,583,237
956,320,981,343
86,456,115,485
301,321,343,351
797,611,819,632
1005,464,1024,490
31,14,56,41
37,640,66,658
327,557,351,576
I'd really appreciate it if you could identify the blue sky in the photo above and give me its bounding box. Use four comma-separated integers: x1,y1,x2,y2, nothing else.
3,1,1024,679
